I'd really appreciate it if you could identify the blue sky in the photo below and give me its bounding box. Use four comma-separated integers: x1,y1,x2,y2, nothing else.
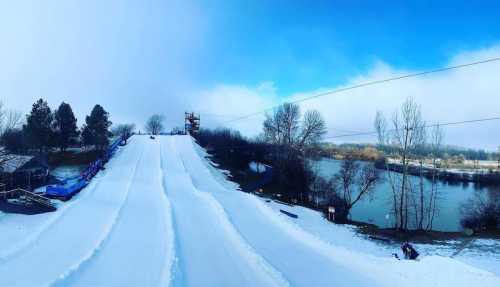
195,1,500,94
1,1,500,149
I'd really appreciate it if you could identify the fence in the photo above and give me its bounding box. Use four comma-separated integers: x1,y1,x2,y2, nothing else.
46,137,124,199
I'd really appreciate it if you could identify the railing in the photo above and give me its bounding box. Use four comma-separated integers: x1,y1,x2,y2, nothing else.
0,188,55,209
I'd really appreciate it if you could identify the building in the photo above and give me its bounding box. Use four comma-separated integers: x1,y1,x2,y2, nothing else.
0,155,49,190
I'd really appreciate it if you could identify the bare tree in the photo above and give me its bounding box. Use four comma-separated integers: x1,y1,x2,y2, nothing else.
298,110,327,149
374,110,388,146
375,97,426,230
310,174,335,208
0,102,22,135
335,156,379,221
112,123,136,144
426,124,444,230
263,103,301,146
146,114,164,135
375,109,400,228
263,103,326,149
393,98,426,230
262,102,326,203
0,102,22,166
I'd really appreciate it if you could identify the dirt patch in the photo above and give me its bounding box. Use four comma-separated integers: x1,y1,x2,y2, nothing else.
355,222,500,244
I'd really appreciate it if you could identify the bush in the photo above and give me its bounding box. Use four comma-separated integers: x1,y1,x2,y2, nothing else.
460,190,500,231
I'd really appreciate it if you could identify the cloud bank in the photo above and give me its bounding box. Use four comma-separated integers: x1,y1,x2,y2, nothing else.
197,45,500,150
0,1,498,150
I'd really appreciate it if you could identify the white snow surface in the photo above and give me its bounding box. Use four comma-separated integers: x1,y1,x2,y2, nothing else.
0,135,497,287
249,161,267,173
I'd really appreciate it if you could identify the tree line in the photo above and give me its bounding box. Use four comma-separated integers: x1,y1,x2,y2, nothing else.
319,142,498,162
375,97,499,232
1,99,114,154
197,98,499,233
195,102,381,224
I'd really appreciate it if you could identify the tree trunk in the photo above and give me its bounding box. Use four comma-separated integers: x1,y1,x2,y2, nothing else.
400,126,410,230
419,161,424,230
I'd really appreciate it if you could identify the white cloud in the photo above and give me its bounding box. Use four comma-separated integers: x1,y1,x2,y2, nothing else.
200,45,500,150
189,83,279,136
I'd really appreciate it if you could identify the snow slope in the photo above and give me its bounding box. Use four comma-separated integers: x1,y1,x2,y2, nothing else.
174,135,500,287
0,135,498,287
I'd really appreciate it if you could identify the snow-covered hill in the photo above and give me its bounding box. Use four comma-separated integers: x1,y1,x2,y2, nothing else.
0,135,498,287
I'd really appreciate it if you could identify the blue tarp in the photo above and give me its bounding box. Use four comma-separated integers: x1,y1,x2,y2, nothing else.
45,137,124,199
46,178,88,197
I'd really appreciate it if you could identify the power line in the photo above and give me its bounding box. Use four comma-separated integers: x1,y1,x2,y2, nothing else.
324,116,500,140
223,57,500,124
200,116,500,151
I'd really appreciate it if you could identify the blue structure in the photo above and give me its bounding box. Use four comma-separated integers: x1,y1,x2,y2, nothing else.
245,165,273,193
45,177,88,199
46,137,124,199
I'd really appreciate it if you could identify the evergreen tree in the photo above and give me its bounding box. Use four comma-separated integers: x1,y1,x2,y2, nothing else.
53,102,79,151
81,105,111,151
23,98,53,152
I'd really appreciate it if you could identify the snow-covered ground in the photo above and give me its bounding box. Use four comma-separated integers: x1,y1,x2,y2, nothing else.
50,165,86,180
0,135,498,287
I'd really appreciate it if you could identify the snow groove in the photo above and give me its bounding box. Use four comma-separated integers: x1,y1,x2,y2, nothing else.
161,137,288,287
0,138,145,287
177,148,291,287
1,135,497,287
0,171,102,262
157,141,176,287
0,141,129,262
181,136,500,287
177,136,386,286
53,137,175,287
47,141,147,287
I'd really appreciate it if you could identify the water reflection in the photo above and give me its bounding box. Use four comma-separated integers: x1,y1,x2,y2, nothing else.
315,158,499,232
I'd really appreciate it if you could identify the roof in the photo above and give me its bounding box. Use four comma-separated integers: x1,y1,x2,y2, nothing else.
0,155,35,173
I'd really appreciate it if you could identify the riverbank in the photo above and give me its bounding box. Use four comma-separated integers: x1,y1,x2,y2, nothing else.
376,160,500,185
352,219,500,244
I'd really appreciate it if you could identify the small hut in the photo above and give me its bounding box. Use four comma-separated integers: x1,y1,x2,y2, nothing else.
0,155,49,190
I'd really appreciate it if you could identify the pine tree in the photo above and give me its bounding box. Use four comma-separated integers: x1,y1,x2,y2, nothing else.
81,105,112,151
23,99,53,152
53,102,79,151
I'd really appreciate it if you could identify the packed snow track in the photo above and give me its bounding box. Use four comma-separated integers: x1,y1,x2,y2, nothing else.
0,135,498,287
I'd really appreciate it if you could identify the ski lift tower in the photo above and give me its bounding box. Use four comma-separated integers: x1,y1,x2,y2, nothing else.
184,112,200,135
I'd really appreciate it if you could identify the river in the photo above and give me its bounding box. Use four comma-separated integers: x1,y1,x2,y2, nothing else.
314,158,500,232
